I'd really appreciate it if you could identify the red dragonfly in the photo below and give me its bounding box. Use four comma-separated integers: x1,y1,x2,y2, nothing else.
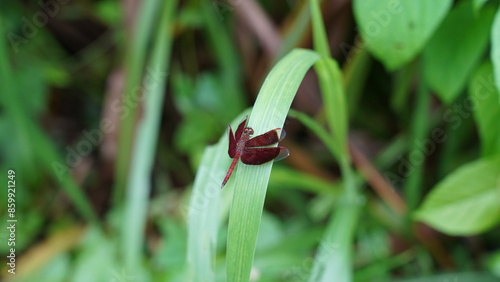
221,116,289,188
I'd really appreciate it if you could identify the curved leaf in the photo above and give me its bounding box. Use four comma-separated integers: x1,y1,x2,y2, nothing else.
354,0,452,70
491,7,500,97
469,62,500,156
226,49,320,281
423,1,496,104
414,156,500,235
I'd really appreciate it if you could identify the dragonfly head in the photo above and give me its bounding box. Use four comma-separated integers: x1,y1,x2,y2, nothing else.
244,127,254,135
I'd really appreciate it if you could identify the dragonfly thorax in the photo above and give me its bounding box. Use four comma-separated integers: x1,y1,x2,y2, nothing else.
237,127,253,151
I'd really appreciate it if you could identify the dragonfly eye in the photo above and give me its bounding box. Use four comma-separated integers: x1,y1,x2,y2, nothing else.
245,128,254,135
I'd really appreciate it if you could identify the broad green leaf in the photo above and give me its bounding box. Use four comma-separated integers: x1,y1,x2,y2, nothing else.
491,7,500,97
424,1,496,104
353,0,452,70
486,251,500,277
469,62,500,156
414,156,500,235
226,49,319,282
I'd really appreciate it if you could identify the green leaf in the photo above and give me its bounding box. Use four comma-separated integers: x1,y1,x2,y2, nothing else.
473,0,490,12
353,0,452,70
226,49,319,282
469,62,500,156
424,1,496,104
414,156,500,235
491,7,500,96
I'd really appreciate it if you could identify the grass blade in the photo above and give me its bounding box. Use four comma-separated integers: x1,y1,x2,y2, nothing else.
288,109,337,160
186,112,246,282
405,80,430,212
308,1,362,281
120,0,177,269
186,146,224,282
226,48,319,281
114,0,162,202
308,203,360,282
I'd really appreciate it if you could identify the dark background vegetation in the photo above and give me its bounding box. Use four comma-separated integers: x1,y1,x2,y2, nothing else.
1,0,500,281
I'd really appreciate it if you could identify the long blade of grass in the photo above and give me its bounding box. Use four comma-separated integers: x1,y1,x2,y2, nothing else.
309,0,357,199
309,0,349,163
186,146,224,282
404,79,430,212
269,166,339,195
308,202,360,282
120,0,177,269
288,109,337,158
114,0,162,203
308,1,362,281
344,46,372,116
186,113,246,282
226,48,319,282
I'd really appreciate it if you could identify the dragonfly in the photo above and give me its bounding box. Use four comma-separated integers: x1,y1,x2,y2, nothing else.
221,116,289,188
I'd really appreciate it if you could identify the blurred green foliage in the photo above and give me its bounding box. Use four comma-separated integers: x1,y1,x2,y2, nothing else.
1,0,500,281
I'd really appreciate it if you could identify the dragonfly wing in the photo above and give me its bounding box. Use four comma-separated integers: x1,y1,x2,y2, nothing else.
234,116,247,141
228,116,248,158
245,129,281,147
240,147,289,165
274,147,290,162
228,125,237,158
279,129,286,142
